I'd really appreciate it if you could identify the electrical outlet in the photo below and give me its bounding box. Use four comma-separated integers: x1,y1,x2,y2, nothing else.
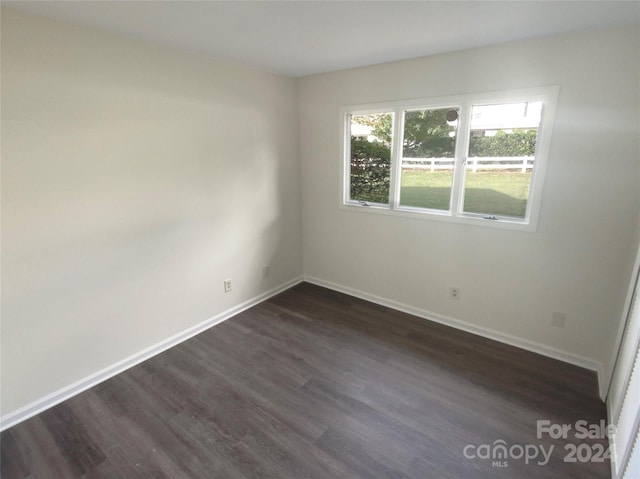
262,264,270,278
224,279,232,293
450,287,460,300
551,312,566,328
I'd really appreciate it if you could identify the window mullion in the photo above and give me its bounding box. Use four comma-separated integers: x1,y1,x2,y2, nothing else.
450,101,471,217
389,108,404,209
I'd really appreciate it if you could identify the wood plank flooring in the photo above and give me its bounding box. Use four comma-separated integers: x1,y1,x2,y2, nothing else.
1,282,611,478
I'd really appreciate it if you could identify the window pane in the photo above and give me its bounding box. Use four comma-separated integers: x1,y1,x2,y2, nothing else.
464,102,542,218
349,113,393,204
399,108,458,210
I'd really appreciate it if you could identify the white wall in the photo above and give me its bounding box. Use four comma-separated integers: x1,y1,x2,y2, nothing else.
298,26,640,379
1,9,302,417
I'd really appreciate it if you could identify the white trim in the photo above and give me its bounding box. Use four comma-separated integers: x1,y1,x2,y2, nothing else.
621,422,640,479
606,240,640,478
609,338,640,478
304,275,603,387
339,86,560,232
619,373,640,478
0,276,304,432
339,201,539,232
610,401,618,479
605,242,640,400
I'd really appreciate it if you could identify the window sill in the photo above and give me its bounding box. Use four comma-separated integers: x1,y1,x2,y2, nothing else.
339,201,537,232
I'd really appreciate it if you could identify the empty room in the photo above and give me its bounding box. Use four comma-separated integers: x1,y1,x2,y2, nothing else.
2,1,640,478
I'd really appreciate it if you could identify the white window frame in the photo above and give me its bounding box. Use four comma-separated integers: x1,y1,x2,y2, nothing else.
340,86,560,232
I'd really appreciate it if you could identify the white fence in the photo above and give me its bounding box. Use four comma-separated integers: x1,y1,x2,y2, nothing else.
403,156,534,173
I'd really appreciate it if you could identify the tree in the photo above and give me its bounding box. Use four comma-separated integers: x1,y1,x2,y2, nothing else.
353,110,456,158
402,110,456,158
353,114,392,144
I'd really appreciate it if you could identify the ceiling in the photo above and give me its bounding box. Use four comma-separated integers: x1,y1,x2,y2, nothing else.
4,1,640,77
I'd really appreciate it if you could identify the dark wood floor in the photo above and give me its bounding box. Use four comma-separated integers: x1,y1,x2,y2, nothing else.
2,282,610,478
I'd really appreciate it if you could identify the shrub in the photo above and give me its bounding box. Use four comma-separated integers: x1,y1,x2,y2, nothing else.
350,137,391,204
469,130,537,157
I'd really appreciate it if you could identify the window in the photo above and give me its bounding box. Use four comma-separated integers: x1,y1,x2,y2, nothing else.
348,112,394,205
341,87,559,230
399,107,458,211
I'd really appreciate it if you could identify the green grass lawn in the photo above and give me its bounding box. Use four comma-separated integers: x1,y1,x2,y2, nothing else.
400,170,531,218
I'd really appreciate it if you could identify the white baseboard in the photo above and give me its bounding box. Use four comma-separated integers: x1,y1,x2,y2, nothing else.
304,275,604,397
3,274,604,432
0,276,304,432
